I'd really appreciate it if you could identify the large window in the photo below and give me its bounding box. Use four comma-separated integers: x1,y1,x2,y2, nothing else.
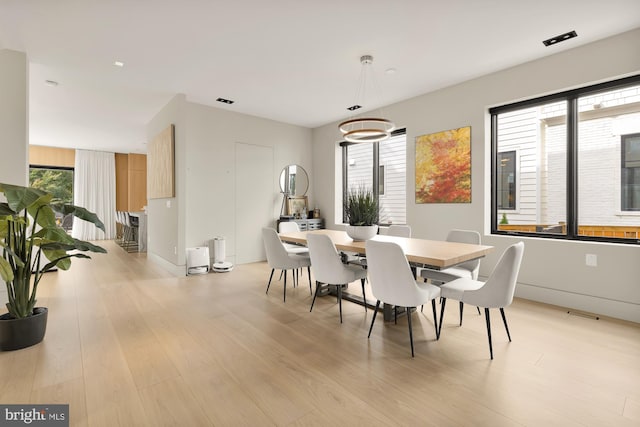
342,130,406,225
29,166,74,231
491,75,640,242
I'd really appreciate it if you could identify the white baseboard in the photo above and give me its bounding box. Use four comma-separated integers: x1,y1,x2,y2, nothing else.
147,252,187,277
515,282,640,323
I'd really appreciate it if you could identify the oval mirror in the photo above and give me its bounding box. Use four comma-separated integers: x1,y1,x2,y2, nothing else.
279,164,308,196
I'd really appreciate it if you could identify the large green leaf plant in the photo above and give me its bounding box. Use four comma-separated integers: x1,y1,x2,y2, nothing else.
0,183,106,319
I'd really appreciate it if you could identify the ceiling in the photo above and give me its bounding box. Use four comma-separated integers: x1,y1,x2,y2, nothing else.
1,0,639,154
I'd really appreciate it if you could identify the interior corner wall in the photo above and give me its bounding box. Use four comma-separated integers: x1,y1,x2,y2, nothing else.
146,95,312,273
311,28,640,322
146,94,185,272
183,102,312,265
0,49,28,186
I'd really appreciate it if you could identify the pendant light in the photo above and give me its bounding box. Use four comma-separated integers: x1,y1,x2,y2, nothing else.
339,55,396,143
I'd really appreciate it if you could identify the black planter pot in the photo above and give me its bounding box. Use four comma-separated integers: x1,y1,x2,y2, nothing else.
0,307,48,351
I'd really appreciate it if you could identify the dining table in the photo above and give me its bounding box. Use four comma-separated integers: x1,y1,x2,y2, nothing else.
278,229,494,320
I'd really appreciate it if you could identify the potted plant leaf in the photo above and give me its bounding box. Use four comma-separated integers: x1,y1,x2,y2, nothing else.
344,185,379,241
0,183,106,351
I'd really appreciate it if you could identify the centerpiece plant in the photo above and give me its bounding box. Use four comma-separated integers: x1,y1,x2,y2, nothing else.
344,185,379,240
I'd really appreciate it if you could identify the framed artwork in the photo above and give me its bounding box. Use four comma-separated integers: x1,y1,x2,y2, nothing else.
148,124,175,199
415,126,471,203
287,196,308,216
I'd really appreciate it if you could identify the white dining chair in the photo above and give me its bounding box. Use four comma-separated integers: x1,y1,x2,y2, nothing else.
420,229,482,322
278,221,309,285
387,224,412,237
307,233,367,323
439,241,524,359
262,227,311,302
278,221,309,255
365,239,441,357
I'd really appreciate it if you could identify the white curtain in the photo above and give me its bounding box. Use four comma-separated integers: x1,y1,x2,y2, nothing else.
72,150,116,240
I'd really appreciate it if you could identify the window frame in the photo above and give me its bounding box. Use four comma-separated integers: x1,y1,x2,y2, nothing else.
29,164,75,231
378,164,386,196
490,74,640,244
28,164,75,204
497,150,517,211
621,132,640,212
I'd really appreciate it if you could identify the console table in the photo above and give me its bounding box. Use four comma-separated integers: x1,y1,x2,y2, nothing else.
277,218,324,231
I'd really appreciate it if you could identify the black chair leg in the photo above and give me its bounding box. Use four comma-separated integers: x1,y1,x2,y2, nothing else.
476,306,481,315
283,270,287,302
438,298,447,337
337,284,343,323
431,299,439,340
484,307,493,359
368,300,381,338
500,307,511,341
307,267,312,295
360,278,367,312
407,306,415,357
266,269,275,294
459,301,464,326
310,281,320,312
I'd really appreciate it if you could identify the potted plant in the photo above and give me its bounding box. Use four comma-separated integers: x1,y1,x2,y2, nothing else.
344,185,378,241
0,183,106,351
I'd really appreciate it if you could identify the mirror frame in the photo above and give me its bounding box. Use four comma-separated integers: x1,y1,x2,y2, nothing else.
279,164,308,197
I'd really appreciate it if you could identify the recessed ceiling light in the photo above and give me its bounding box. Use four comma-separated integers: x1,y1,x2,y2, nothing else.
44,80,58,87
385,68,397,75
542,30,577,47
216,98,234,104
113,60,124,67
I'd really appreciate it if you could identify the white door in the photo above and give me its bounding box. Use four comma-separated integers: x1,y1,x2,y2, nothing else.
235,142,273,264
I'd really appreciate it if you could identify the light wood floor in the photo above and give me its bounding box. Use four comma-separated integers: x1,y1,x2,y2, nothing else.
1,241,639,426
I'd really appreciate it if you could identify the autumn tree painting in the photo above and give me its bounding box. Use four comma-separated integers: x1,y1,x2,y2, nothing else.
415,126,471,203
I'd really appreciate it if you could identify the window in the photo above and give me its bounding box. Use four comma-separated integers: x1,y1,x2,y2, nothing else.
29,166,74,231
491,75,640,243
497,151,516,210
342,130,406,225
621,133,640,211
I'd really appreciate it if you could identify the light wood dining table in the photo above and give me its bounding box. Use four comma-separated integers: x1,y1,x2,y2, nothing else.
278,229,493,270
278,229,494,320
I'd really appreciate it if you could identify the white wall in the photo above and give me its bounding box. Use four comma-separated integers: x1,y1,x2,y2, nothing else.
146,94,185,272
312,28,640,322
0,49,28,186
0,49,28,307
146,96,312,273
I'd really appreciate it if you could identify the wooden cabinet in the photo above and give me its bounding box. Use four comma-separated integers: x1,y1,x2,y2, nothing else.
29,146,75,168
278,218,324,231
115,153,147,211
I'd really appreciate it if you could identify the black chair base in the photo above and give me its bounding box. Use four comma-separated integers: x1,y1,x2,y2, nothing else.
440,297,512,359
368,299,439,357
310,278,365,323
266,267,311,302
